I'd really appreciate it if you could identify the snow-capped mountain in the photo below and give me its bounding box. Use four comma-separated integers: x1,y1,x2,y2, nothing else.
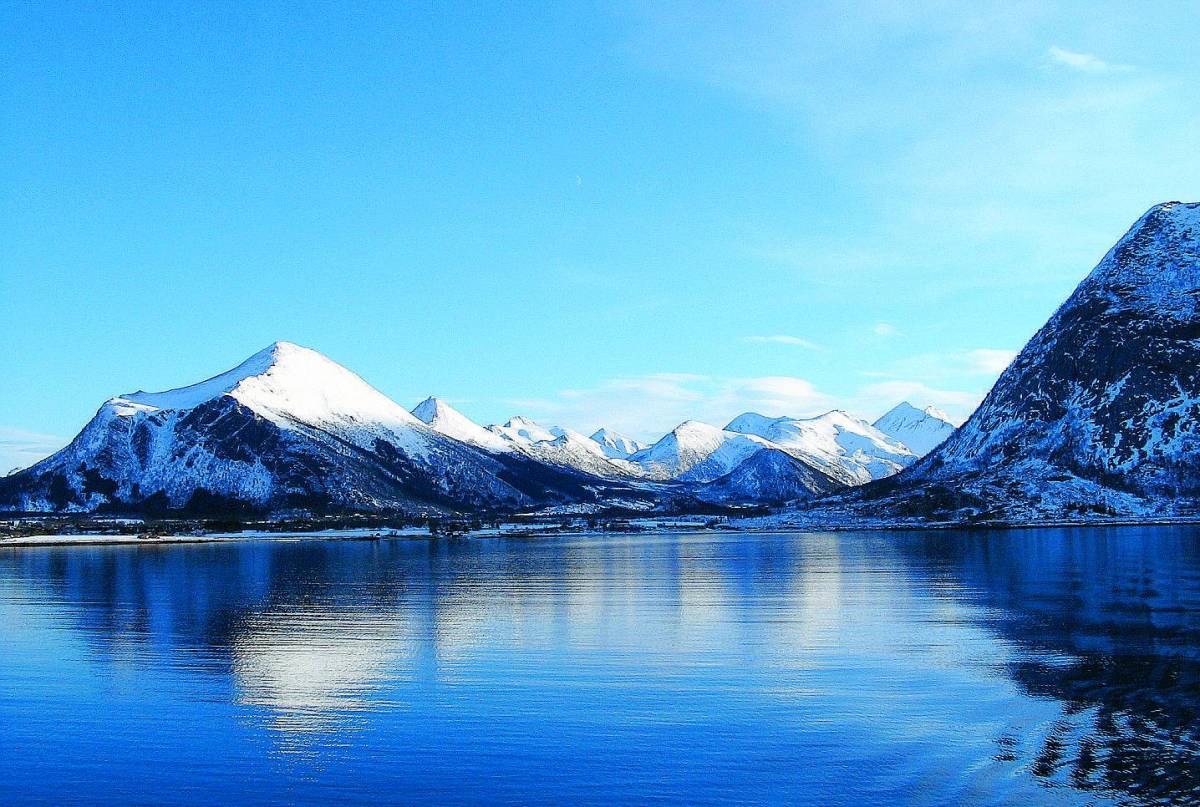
872,402,956,457
854,202,1200,521
590,428,647,459
725,410,916,485
527,428,646,481
695,448,847,505
629,421,773,483
0,343,651,515
481,416,644,480
411,397,513,453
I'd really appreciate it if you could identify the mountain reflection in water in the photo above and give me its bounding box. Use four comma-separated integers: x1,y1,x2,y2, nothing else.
1,528,1198,805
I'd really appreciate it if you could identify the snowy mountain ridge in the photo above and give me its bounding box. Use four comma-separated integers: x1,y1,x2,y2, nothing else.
725,409,917,485
0,336,955,516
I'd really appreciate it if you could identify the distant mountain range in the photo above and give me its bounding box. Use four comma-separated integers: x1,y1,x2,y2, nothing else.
0,343,662,517
0,345,950,517
7,202,1194,525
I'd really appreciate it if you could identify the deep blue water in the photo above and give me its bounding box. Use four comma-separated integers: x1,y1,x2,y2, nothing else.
2,528,1200,806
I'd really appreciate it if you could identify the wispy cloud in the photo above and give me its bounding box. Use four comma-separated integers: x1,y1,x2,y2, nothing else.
867,348,1017,383
873,322,900,338
496,361,1001,441
742,334,823,350
1048,46,1132,74
621,4,1191,310
961,348,1017,375
0,427,66,474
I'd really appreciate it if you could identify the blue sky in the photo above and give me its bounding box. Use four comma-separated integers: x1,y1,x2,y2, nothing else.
3,2,1199,471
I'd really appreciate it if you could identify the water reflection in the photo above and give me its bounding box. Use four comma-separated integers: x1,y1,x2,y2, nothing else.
898,528,1200,802
0,528,1198,805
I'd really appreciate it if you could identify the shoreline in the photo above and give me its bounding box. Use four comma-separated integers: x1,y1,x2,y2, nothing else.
4,514,1200,549
0,527,432,549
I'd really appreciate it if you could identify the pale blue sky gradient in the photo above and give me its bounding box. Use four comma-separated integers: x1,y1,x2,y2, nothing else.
3,2,1199,470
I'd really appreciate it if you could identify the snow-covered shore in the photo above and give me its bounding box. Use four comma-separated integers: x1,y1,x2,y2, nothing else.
0,527,430,548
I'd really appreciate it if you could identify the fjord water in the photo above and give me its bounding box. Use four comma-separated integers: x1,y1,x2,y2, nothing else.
2,529,1199,806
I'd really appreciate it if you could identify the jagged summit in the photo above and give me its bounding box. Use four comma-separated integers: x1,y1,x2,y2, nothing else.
724,412,787,435
410,395,445,420
589,428,646,459
922,405,950,422
490,417,560,445
115,341,289,412
1075,202,1200,301
411,397,512,453
878,401,923,419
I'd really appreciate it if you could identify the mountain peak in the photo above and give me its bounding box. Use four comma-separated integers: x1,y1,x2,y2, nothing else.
114,341,310,412
920,200,1200,489
923,405,950,422
411,396,450,421
1077,201,1200,309
109,342,422,435
816,408,856,422
851,201,1200,520
490,416,558,445
628,420,768,482
725,412,787,433
589,427,647,459
413,397,511,452
1147,200,1200,221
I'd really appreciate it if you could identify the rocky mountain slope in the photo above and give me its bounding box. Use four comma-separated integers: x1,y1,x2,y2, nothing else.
848,202,1200,522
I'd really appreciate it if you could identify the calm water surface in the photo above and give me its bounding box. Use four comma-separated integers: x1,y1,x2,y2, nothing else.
2,527,1199,805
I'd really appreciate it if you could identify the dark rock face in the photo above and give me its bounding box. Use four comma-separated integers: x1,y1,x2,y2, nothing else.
696,448,847,506
859,202,1200,521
